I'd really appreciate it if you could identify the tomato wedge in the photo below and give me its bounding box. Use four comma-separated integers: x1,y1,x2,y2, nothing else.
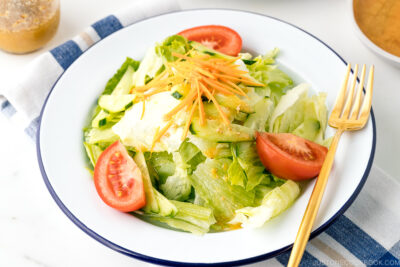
178,25,242,56
256,132,328,181
94,141,146,212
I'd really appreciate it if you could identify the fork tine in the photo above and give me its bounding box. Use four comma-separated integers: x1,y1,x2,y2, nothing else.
350,65,366,120
330,64,351,119
358,65,374,124
342,64,359,119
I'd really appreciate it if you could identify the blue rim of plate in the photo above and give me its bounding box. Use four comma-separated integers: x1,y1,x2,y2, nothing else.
37,8,376,267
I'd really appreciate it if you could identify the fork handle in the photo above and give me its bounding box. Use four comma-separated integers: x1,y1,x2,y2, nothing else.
287,128,344,267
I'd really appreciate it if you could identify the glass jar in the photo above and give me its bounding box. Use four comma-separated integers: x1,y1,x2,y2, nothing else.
0,0,60,54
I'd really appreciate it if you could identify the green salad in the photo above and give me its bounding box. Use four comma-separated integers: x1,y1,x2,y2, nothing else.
83,34,330,235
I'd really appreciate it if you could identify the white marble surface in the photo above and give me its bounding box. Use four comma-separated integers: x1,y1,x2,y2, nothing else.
0,0,399,266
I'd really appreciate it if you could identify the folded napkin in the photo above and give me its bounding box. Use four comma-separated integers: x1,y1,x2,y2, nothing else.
1,2,399,266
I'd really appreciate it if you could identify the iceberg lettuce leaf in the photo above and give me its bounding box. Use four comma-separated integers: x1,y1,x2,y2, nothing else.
188,135,231,159
159,152,192,201
235,142,272,191
134,152,177,216
230,180,300,228
142,200,216,235
247,49,293,104
269,83,329,144
244,98,274,132
145,152,175,185
190,158,255,222
178,140,206,173
292,93,328,144
83,142,103,168
155,35,191,62
132,46,164,87
102,57,140,95
227,156,247,187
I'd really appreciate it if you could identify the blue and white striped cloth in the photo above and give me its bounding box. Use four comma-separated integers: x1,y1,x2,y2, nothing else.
1,1,399,266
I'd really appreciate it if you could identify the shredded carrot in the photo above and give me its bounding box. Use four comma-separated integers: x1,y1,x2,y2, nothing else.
219,78,249,98
212,73,243,81
163,89,197,120
144,86,170,97
213,73,264,87
238,78,265,87
135,51,262,147
209,78,247,96
171,52,245,76
182,99,198,140
202,78,234,96
199,83,230,125
140,99,146,120
150,126,160,153
195,79,205,125
150,120,174,152
208,56,240,65
195,66,216,79
171,52,194,60
203,63,248,76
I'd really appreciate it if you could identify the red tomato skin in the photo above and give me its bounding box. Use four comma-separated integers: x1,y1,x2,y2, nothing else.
178,25,242,56
94,141,146,212
256,132,328,181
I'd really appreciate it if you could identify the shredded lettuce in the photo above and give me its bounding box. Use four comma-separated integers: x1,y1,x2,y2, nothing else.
83,59,139,152
134,152,177,216
190,158,255,222
145,200,216,235
187,135,231,159
269,83,328,144
230,180,300,228
145,152,175,184
244,98,274,132
145,151,192,201
102,57,140,95
83,142,103,168
159,152,192,201
269,83,309,132
247,49,293,104
178,140,206,174
292,93,328,144
227,146,247,187
155,35,191,62
170,200,216,229
132,46,164,87
179,140,200,162
225,142,267,191
84,127,119,145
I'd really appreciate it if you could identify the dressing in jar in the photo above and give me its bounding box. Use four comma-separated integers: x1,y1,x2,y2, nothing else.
0,0,60,54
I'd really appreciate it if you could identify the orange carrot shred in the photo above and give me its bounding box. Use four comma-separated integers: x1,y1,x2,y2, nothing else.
150,120,174,152
163,89,197,120
202,78,234,96
212,79,247,96
199,83,230,125
182,99,198,140
195,79,205,125
237,76,265,87
135,51,264,148
140,99,146,120
219,78,249,98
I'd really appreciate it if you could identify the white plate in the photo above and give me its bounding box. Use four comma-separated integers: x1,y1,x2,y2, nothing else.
37,9,376,266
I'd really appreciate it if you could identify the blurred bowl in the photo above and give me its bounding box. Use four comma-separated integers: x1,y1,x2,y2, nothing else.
350,0,400,67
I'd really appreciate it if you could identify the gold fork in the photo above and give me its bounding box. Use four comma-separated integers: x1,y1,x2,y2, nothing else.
287,64,374,267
